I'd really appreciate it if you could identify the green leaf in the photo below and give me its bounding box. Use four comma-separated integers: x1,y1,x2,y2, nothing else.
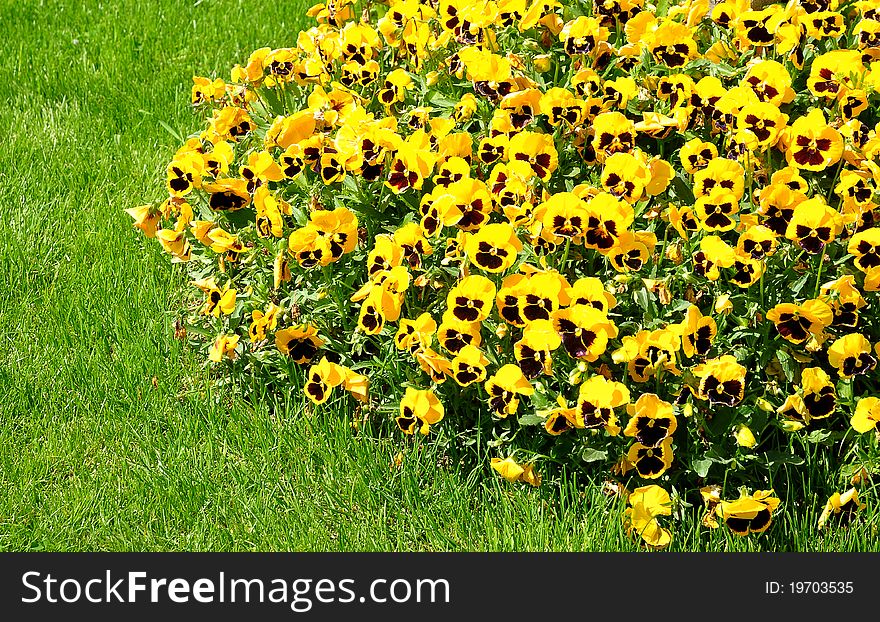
763,451,805,467
805,429,835,445
775,350,799,385
581,447,608,463
692,458,713,478
517,413,545,427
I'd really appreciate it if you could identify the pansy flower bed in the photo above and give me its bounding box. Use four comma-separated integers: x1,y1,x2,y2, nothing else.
128,0,880,547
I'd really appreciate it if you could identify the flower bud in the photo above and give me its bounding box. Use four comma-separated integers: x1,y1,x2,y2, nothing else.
534,54,552,73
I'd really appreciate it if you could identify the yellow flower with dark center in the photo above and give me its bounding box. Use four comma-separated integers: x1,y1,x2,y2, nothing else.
446,275,496,322
679,138,718,174
851,396,880,433
694,189,739,232
848,228,880,272
276,325,324,364
818,488,866,529
542,397,583,436
437,313,482,354
766,299,833,343
799,367,837,421
820,275,867,327
386,142,437,194
828,333,877,378
667,204,700,240
253,186,284,238
608,231,657,272
735,102,787,149
807,50,863,99
507,131,558,180
613,329,681,383
742,60,795,107
784,197,842,254
208,334,239,363
397,387,445,435
166,152,203,197
855,18,880,63
514,318,561,378
433,157,471,188
757,183,807,235
591,112,636,161
288,225,332,268
539,87,585,127
311,207,359,261
730,250,764,288
477,134,509,165
538,191,589,242
484,364,534,417
693,355,746,406
677,305,716,358
192,277,236,317
202,141,234,178
834,170,876,212
191,76,226,105
785,109,843,171
319,147,347,185
377,68,414,105
304,357,345,404
366,235,404,279
304,357,367,405
514,271,569,325
626,437,674,479
693,158,744,200
279,144,306,179
648,20,697,67
566,277,617,313
262,48,297,86
354,265,410,334
395,313,436,353
624,393,677,447
735,8,785,48
442,178,494,231
737,225,778,260
209,106,254,141
656,73,695,109
716,489,780,536
584,192,635,251
248,302,282,342
241,150,284,193
837,87,868,121
464,223,522,273
625,485,672,548
692,235,735,281
552,304,618,361
450,344,489,386
576,375,630,435
559,15,609,56
771,166,809,192
202,178,251,212
393,222,432,269
600,152,649,203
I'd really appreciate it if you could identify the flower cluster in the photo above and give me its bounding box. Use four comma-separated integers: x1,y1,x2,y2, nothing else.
129,0,880,546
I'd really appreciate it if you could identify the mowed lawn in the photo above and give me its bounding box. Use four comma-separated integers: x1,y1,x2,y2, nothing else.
0,0,876,552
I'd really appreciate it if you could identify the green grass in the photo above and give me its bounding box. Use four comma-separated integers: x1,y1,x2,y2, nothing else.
0,0,877,552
